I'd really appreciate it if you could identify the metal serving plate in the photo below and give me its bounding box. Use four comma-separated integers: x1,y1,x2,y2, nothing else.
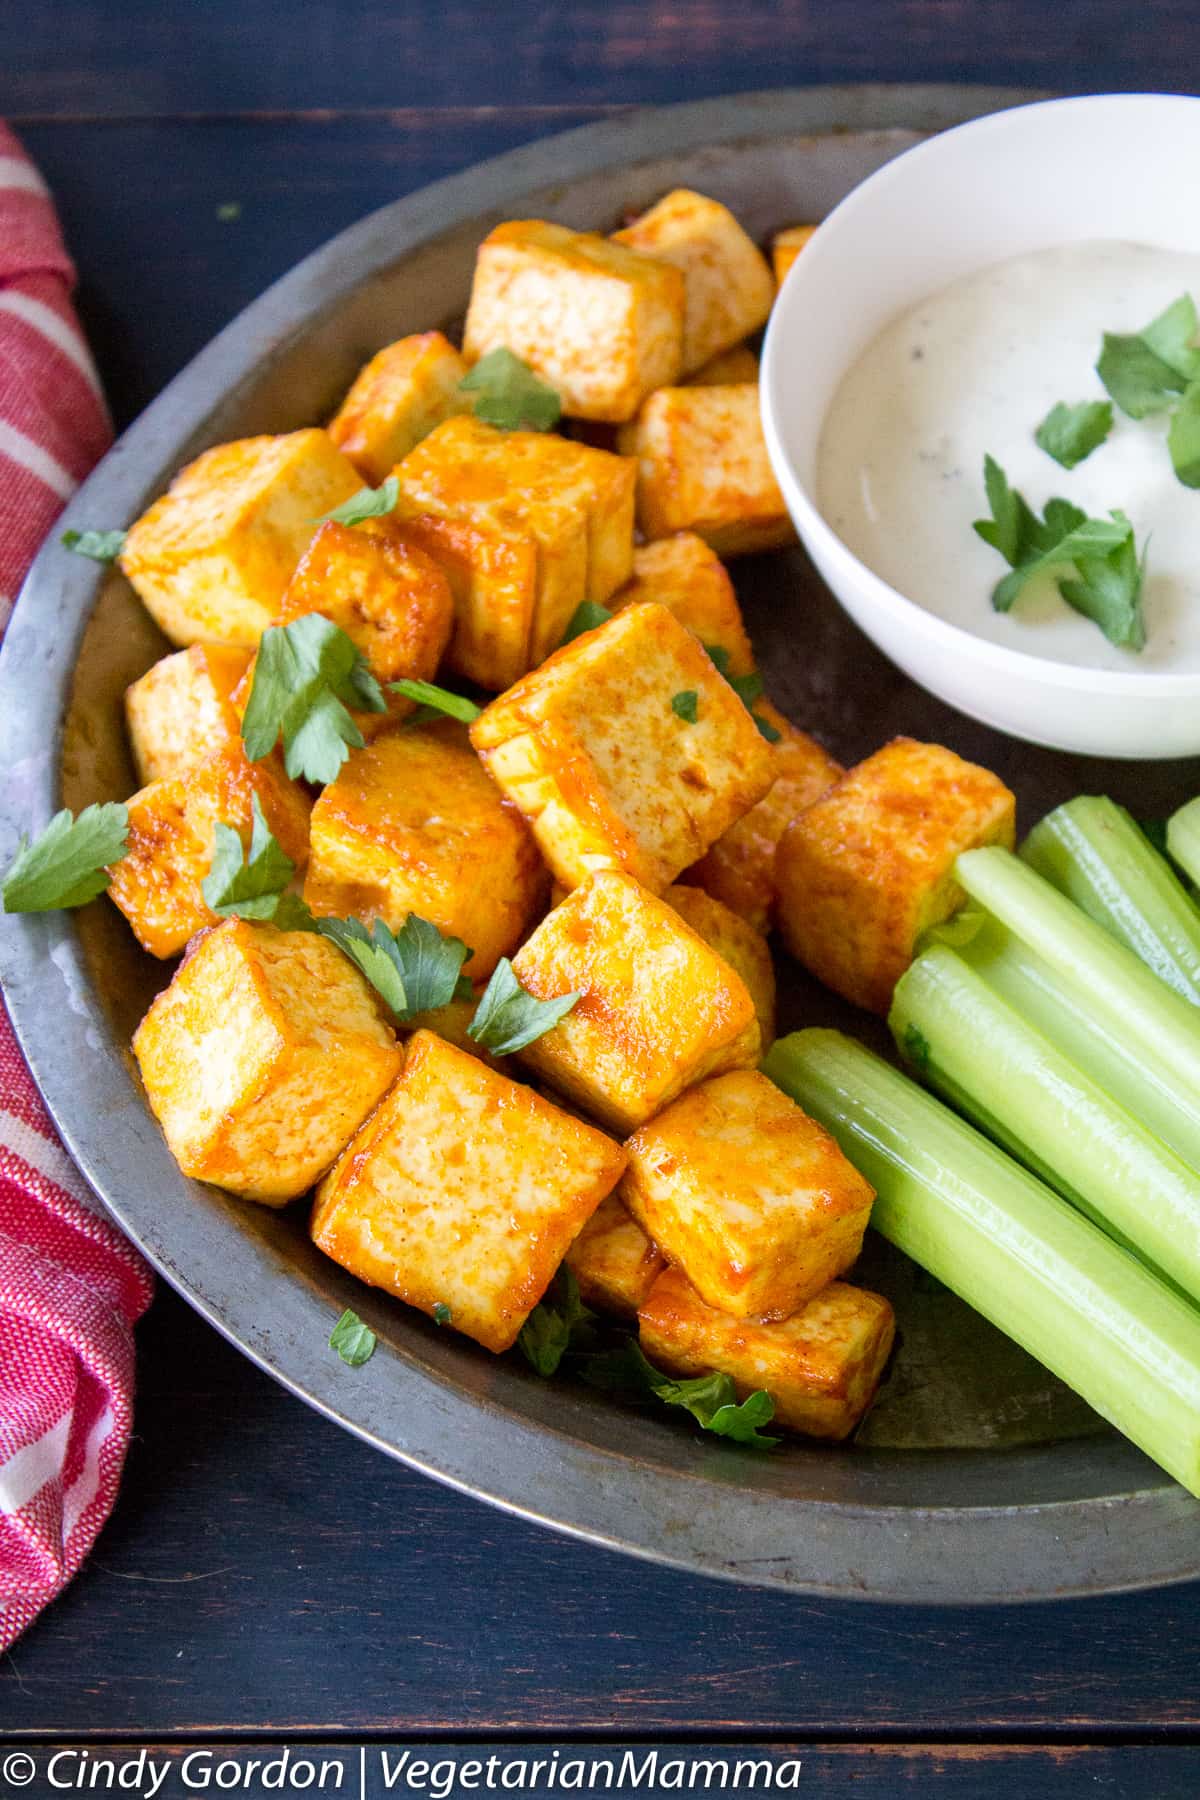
4,85,1200,1603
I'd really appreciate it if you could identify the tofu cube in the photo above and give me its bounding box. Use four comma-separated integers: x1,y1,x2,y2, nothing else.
639,1267,895,1440
620,1069,876,1319
684,344,760,386
772,224,818,286
612,188,775,375
120,430,362,647
303,720,546,981
664,883,776,1047
471,602,773,894
510,871,761,1134
311,1030,627,1352
274,518,454,734
125,643,251,786
108,740,312,960
402,988,500,1070
133,918,403,1204
775,736,1017,1014
565,1192,665,1317
395,415,635,686
687,700,844,932
608,534,754,678
328,331,471,482
463,220,685,422
618,384,794,557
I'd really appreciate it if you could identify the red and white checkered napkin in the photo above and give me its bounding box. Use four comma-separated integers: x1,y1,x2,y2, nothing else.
0,122,153,1650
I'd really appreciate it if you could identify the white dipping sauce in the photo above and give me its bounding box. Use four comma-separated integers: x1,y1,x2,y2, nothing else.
817,241,1200,672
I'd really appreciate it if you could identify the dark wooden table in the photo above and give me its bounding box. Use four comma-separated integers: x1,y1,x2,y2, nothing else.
6,6,1200,1787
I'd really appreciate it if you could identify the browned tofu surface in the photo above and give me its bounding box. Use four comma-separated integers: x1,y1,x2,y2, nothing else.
618,384,794,557
565,1191,665,1317
120,430,361,647
608,534,754,678
613,188,775,374
124,643,251,786
511,871,760,1134
639,1267,895,1440
771,224,818,286
775,736,1017,1014
684,345,760,387
463,220,685,422
664,883,776,1047
133,919,403,1203
620,1069,875,1319
303,720,546,981
311,1030,627,1351
471,602,773,894
686,700,844,932
328,331,471,482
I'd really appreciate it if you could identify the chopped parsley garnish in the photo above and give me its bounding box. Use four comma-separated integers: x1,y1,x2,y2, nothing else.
61,528,126,563
1034,400,1113,470
519,1267,593,1376
432,1303,452,1327
702,644,778,741
973,456,1145,650
671,690,699,724
241,614,386,785
1168,382,1200,489
2,803,129,913
319,476,399,526
561,600,614,646
460,348,562,432
467,958,580,1056
316,913,472,1020
201,794,314,928
329,1309,376,1366
1097,294,1200,418
582,1338,778,1449
753,711,782,744
391,677,481,724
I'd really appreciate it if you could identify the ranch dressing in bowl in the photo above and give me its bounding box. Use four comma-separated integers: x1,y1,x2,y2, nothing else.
816,241,1200,673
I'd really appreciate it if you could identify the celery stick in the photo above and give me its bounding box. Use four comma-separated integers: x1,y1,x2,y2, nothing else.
763,1028,1200,1496
891,942,1200,1301
1021,797,1200,1004
957,846,1200,1104
1168,798,1200,891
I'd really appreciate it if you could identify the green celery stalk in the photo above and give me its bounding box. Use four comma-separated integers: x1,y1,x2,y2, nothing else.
957,846,1200,1104
1021,797,1200,1004
763,1028,1200,1496
891,941,1200,1301
1168,798,1200,891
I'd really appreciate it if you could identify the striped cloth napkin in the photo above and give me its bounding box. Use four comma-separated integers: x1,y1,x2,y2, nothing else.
0,122,153,1651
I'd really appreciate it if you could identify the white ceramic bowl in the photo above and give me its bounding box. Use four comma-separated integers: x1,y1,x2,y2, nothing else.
761,93,1200,761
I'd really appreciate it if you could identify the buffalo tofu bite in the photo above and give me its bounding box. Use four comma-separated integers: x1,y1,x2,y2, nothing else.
133,919,403,1205
395,415,635,686
664,883,776,1047
771,224,818,286
328,331,471,482
618,384,794,557
273,518,454,733
108,741,311,960
639,1267,895,1441
775,737,1017,1015
125,643,250,787
311,1031,627,1352
684,344,760,387
565,1192,665,1318
608,534,754,678
470,602,773,894
686,701,843,932
510,871,760,1134
120,431,361,648
463,221,685,422
402,988,501,1071
303,720,545,981
620,1069,875,1320
612,189,775,375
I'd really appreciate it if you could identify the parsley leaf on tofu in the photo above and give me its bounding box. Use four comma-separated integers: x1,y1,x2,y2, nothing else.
467,957,580,1056
702,643,777,740
671,690,699,724
1096,294,1200,418
241,613,386,786
561,600,614,646
61,528,127,563
753,711,782,743
2,803,129,913
519,1267,593,1376
391,677,481,724
460,348,562,432
432,1302,452,1327
1168,382,1200,488
316,913,473,1020
329,1309,376,1366
318,475,399,526
973,456,1145,650
582,1338,779,1449
1034,399,1113,470
200,794,316,929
